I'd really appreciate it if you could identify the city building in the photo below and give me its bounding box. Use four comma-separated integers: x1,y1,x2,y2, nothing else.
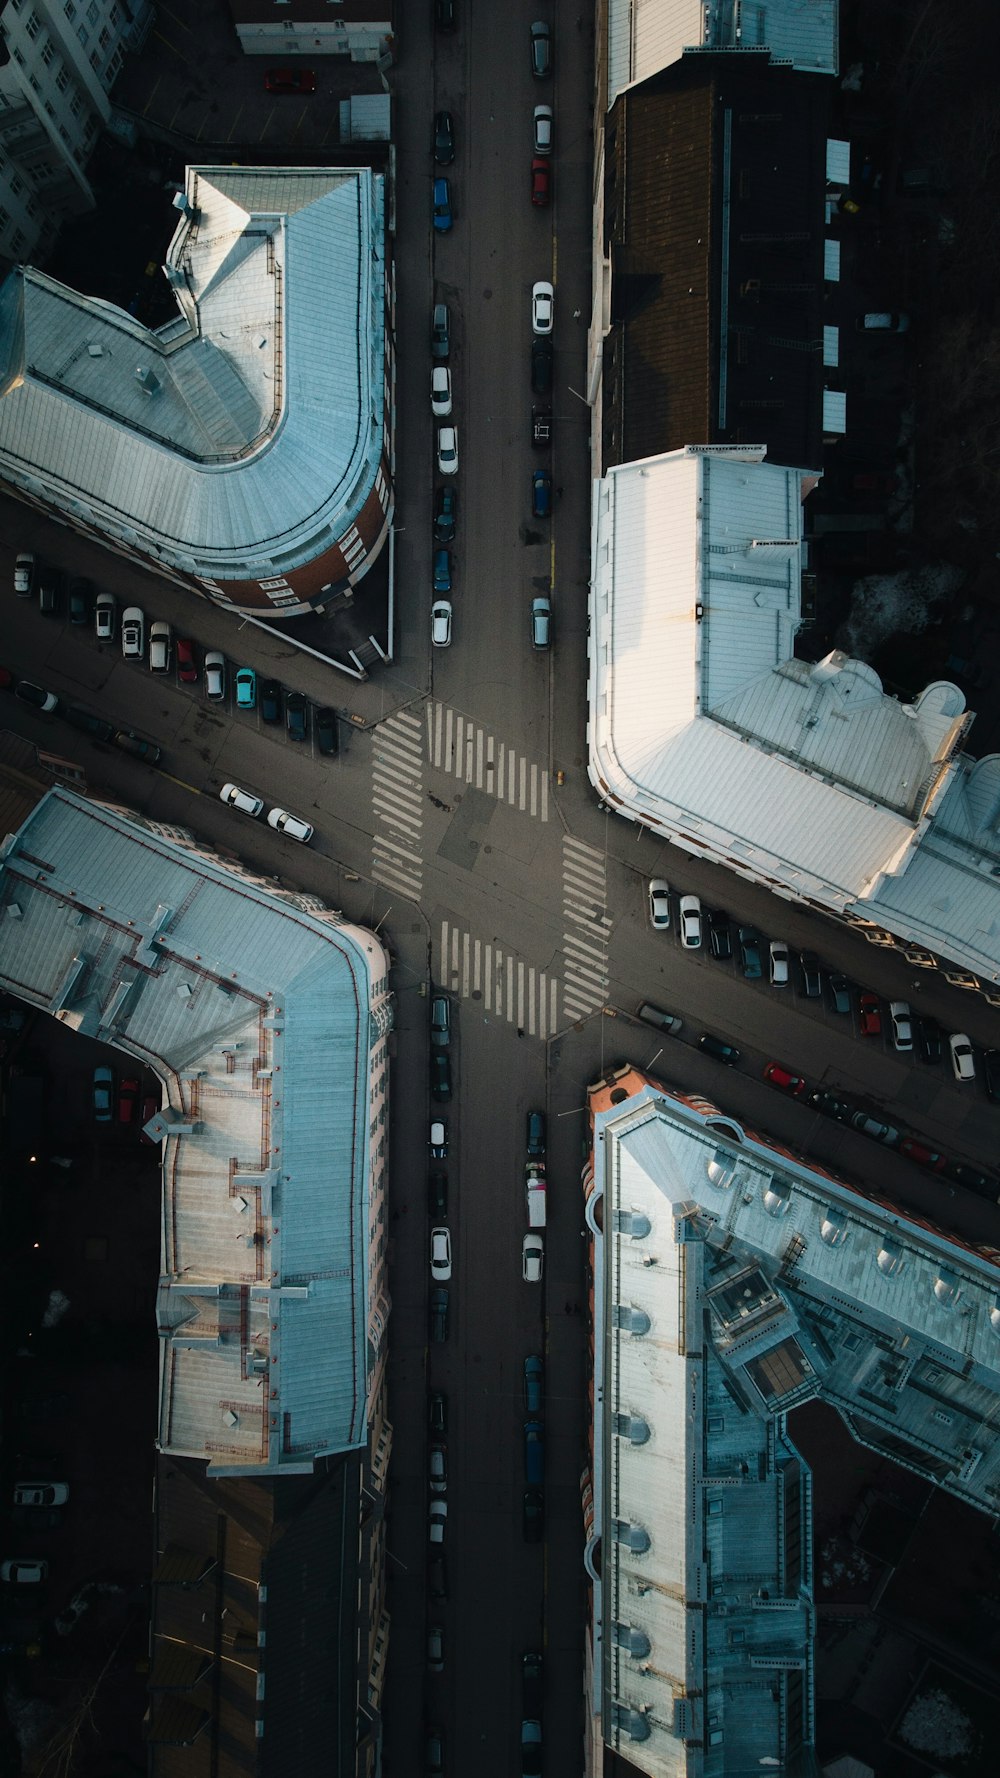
0,163,393,615
0,0,153,267
603,0,839,110
227,0,392,65
587,445,1000,998
582,1060,1000,1777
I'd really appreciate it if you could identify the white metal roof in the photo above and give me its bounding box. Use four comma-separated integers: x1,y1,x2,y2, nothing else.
606,0,838,106
587,448,1000,982
0,787,391,1474
0,165,386,583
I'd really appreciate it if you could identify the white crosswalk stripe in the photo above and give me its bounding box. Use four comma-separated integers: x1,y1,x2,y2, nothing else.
426,701,549,821
561,836,610,1020
371,710,424,900
436,920,559,1041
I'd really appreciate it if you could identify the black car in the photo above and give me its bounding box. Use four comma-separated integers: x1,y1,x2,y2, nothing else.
522,1651,543,1717
434,110,455,164
112,729,162,765
916,1017,942,1064
827,974,851,1014
799,951,822,997
943,1161,997,1198
15,679,58,713
707,910,732,961
431,1052,452,1102
529,18,552,77
315,707,338,756
807,1088,851,1121
62,706,115,743
434,0,455,28
531,337,553,394
11,1506,64,1531
522,1487,544,1542
429,1391,447,1436
67,577,91,624
526,1109,546,1159
738,928,762,980
428,1171,448,1218
429,1557,448,1601
429,1285,449,1343
434,485,457,544
285,691,308,742
260,679,282,724
983,1049,1000,1104
698,1033,740,1065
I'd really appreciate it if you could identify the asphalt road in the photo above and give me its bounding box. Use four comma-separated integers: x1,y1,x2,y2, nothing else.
3,2,1000,1773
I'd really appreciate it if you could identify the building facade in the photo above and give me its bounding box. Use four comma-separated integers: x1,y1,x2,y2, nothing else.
227,0,392,64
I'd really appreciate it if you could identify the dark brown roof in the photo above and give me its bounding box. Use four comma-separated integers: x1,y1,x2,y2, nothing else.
604,55,830,471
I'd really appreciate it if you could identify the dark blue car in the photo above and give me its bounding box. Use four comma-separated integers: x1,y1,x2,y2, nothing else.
531,470,551,518
433,177,452,233
433,549,452,595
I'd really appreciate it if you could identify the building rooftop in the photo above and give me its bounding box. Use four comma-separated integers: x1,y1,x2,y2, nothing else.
606,0,838,104
0,165,386,587
0,786,391,1474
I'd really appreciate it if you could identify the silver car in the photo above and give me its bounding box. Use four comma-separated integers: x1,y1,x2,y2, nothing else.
121,606,145,658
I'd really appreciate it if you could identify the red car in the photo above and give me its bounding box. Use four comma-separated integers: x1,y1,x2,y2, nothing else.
176,638,197,684
763,1063,806,1096
859,992,881,1037
899,1138,947,1173
264,67,316,94
118,1077,141,1124
530,158,550,207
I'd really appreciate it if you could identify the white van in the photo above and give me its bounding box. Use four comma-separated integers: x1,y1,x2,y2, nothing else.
526,1163,546,1228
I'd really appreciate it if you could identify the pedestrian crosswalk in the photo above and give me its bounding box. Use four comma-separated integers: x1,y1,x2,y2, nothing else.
371,709,424,900
426,701,550,822
561,836,611,1021
436,920,559,1040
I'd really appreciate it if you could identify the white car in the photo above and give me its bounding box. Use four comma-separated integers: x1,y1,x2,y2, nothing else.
428,1499,448,1545
889,1001,913,1051
431,365,452,417
769,940,790,985
431,600,453,647
427,1625,444,1672
678,894,702,949
204,651,226,699
429,1444,447,1494
13,551,34,596
531,280,554,335
522,1232,544,1282
430,1225,452,1281
949,1033,976,1082
0,1558,48,1584
648,878,670,930
220,783,263,818
533,104,553,153
121,606,145,658
94,592,116,640
430,1118,448,1158
437,426,458,475
267,808,314,844
13,1482,69,1508
149,620,172,673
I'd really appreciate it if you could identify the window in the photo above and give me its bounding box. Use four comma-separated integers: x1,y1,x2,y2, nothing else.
89,48,100,68
9,175,22,196
40,38,55,63
0,206,10,232
109,2,120,20
70,92,82,113
63,0,76,15
86,0,98,21
11,229,25,253
55,67,69,90
76,24,88,44
25,12,42,38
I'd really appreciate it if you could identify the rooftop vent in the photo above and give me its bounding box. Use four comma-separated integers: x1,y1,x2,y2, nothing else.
135,366,160,398
876,1237,904,1277
820,1207,849,1246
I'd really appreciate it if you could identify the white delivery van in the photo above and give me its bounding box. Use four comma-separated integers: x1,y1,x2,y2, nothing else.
526,1163,547,1228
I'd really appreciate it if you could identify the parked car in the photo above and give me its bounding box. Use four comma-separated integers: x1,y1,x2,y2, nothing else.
430,994,451,1047
92,1065,114,1122
983,1048,1000,1104
917,1017,942,1064
431,600,453,647
524,1422,544,1483
432,301,450,359
176,637,197,683
431,1052,452,1101
521,1716,543,1776
62,706,115,742
148,621,171,673
428,1500,448,1544
857,311,909,332
434,0,455,28
858,992,882,1037
433,549,452,595
799,952,822,997
284,691,308,741
769,940,790,985
431,365,452,417
889,1001,913,1051
1,1559,48,1585
68,579,91,625
708,910,732,961
522,1232,544,1282
429,1286,449,1343
220,783,263,818
315,708,338,756
38,572,60,615
235,667,257,710
851,1111,900,1145
430,1226,452,1282
531,468,551,517
949,1033,976,1083
522,1488,544,1542
827,974,851,1014
738,928,762,979
428,1172,448,1219
529,18,552,77
533,104,552,153
943,1161,997,1196
807,1088,851,1120
899,1138,947,1172
121,606,145,658
763,1063,806,1096
678,895,702,950
264,66,316,92
15,679,58,713
434,110,455,164
429,1119,448,1158
698,1033,740,1065
526,1109,546,1158
530,338,553,393
429,1391,447,1436
437,427,458,475
523,1651,543,1716
531,158,550,206
112,729,161,764
523,1355,543,1414
434,486,457,543
637,1003,682,1033
267,808,314,844
432,177,452,232
260,679,281,724
648,878,670,929
530,595,551,649
204,651,225,699
426,1726,445,1777
118,1077,140,1124
14,552,35,597
531,280,554,334
94,591,116,640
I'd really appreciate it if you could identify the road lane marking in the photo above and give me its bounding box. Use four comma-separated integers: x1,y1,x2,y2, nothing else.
427,700,550,822
372,712,424,900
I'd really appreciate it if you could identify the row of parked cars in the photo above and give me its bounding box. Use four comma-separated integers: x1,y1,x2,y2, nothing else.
2,1479,70,1591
